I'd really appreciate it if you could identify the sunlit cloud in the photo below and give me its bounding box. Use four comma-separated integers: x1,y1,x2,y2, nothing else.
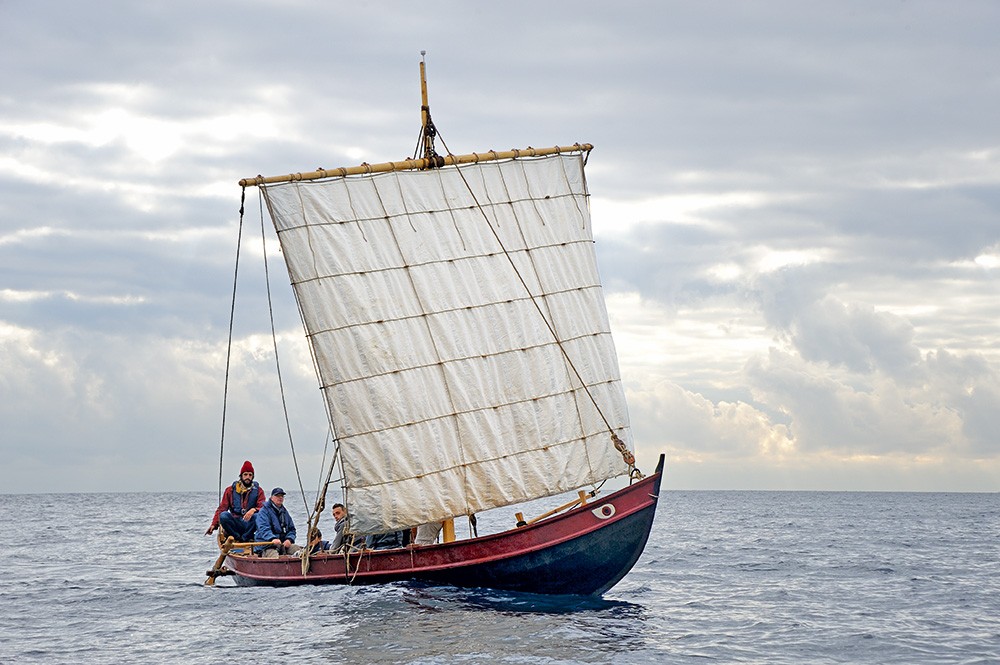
0,289,147,305
974,251,999,269
591,190,786,236
0,226,66,246
4,82,289,164
755,247,833,273
706,262,743,282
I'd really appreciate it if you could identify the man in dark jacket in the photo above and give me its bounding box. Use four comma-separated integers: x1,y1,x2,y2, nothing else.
329,503,352,551
206,460,264,542
255,487,300,557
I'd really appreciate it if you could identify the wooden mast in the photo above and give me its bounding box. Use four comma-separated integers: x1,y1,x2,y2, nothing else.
239,52,591,188
419,50,438,164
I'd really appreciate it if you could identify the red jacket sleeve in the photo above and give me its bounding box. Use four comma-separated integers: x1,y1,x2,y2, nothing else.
209,485,235,530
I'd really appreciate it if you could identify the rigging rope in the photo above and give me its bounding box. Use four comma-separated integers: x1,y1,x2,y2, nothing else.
258,188,354,574
434,133,642,479
257,190,311,517
303,427,342,577
217,187,247,500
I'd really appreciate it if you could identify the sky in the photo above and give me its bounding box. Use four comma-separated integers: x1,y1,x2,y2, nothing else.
2,1,998,494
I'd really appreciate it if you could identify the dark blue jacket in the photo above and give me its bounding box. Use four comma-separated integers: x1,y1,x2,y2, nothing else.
255,499,296,543
310,539,331,554
366,530,404,550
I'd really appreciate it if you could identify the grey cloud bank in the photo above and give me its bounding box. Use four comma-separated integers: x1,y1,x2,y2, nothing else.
1,1,998,493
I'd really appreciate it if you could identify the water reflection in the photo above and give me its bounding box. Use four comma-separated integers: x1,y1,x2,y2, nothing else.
403,582,642,615
325,582,651,663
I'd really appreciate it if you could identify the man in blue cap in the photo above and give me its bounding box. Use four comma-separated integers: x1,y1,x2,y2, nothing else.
254,487,300,557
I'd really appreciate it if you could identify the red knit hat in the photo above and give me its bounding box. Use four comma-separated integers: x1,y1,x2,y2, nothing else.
240,460,254,476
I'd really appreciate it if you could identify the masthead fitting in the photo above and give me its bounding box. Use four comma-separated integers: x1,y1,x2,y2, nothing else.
418,54,438,164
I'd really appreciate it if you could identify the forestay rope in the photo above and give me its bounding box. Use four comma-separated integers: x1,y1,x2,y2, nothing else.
256,191,312,518
425,128,643,480
216,188,315,515
258,190,346,575
216,188,246,500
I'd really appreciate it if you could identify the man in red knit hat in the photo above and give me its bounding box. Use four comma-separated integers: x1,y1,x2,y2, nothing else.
206,460,264,543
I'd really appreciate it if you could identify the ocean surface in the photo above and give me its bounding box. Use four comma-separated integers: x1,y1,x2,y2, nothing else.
2,490,997,664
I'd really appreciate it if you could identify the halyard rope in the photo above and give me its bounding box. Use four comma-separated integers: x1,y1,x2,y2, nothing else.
434,133,642,478
217,187,246,500
257,191,310,516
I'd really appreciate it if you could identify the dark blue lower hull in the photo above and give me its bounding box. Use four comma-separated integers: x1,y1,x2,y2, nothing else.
415,501,657,595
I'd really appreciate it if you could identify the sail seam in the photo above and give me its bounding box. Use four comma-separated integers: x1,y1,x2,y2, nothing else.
299,284,602,336
270,189,583,233
374,169,470,520
343,432,619,490
264,183,348,512
317,330,614,388
435,152,624,448
275,238,596,284
555,155,600,477
507,156,596,477
423,166,475,514
262,187,309,512
330,379,624,440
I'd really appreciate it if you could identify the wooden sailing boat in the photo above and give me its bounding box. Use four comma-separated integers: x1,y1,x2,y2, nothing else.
211,56,664,595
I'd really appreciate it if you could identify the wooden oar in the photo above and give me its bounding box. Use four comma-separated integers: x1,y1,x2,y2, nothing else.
205,538,276,585
205,536,235,586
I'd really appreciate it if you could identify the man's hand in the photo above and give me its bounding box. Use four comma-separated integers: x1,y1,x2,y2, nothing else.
242,508,256,521
272,539,281,546
282,539,293,549
205,525,217,535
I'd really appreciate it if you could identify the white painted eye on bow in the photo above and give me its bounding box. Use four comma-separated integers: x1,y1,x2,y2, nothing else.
591,503,616,519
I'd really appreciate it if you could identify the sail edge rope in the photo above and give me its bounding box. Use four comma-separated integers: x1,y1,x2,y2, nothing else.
256,190,311,515
432,133,642,479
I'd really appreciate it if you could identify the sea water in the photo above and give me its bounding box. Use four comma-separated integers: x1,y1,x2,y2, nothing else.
1,490,997,664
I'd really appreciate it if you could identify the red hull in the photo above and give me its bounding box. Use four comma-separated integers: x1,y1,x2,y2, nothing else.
224,454,664,596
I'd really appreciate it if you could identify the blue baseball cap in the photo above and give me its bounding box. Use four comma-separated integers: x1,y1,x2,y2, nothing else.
271,487,286,496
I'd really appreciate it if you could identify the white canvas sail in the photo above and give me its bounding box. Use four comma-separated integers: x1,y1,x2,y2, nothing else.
261,152,632,533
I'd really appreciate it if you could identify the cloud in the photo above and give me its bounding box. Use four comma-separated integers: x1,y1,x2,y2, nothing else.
0,319,328,492
629,380,793,458
754,276,923,376
2,1,999,492
745,349,960,454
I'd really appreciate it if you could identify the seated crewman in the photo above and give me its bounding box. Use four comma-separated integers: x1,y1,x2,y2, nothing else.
205,460,263,543
255,487,301,557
